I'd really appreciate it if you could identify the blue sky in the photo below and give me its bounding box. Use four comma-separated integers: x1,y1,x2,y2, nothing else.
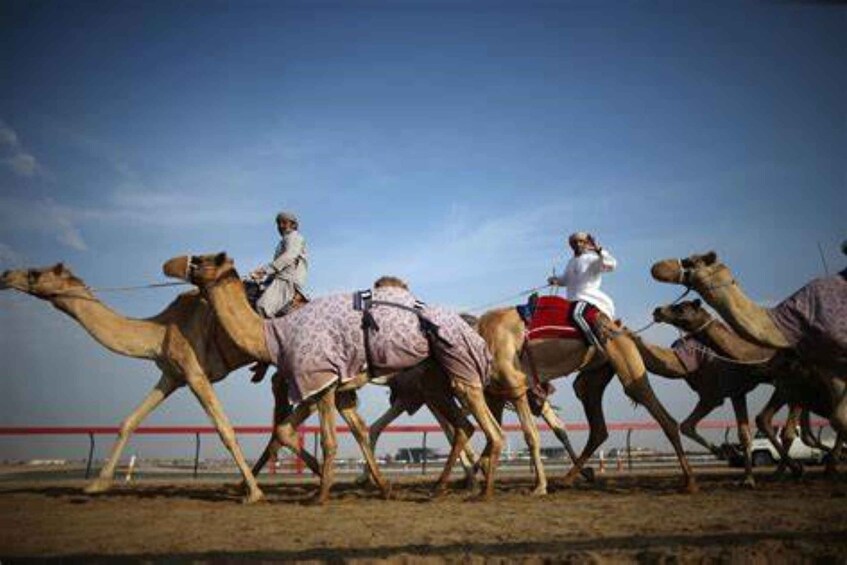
0,1,844,460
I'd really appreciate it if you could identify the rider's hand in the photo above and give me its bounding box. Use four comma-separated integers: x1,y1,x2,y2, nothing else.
547,276,558,285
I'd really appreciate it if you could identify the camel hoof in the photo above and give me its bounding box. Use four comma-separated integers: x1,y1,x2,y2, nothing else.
467,491,493,503
241,489,266,505
307,493,329,506
83,478,113,494
379,481,393,500
581,467,596,483
430,484,448,500
462,475,478,491
790,463,805,479
353,474,371,487
740,477,756,489
682,480,699,494
530,484,548,496
559,474,579,489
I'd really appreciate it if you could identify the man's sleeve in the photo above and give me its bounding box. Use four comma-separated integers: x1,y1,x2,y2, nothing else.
268,232,305,273
587,249,617,274
597,249,617,272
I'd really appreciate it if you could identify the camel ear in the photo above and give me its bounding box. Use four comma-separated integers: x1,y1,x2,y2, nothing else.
704,251,717,265
214,252,227,266
52,263,65,275
693,298,702,309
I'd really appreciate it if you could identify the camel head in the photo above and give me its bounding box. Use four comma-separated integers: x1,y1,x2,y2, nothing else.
0,264,84,298
653,299,713,332
650,251,734,292
163,252,236,288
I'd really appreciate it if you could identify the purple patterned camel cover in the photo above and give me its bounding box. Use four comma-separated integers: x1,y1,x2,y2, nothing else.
768,272,847,373
263,286,491,403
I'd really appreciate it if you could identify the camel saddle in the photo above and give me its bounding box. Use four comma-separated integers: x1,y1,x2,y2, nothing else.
518,294,599,344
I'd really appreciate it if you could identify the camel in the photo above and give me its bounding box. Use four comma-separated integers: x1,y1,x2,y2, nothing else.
651,298,843,475
650,251,847,439
476,303,699,494
0,264,401,503
0,263,293,502
163,253,505,502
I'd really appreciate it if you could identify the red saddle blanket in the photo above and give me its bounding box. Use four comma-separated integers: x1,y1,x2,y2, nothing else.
526,295,599,341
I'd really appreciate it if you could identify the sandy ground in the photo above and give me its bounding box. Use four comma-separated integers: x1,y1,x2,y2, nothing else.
1,468,846,563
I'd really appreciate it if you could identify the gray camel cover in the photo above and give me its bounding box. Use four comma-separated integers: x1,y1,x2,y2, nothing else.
768,272,847,372
263,286,491,404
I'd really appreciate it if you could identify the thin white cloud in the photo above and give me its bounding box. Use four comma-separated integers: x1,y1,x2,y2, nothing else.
0,121,20,149
0,198,87,251
0,242,25,268
0,120,45,178
4,153,38,177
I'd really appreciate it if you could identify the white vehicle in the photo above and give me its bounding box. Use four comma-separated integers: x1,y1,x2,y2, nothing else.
750,427,835,467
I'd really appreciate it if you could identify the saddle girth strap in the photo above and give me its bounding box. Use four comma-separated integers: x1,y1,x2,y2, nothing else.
353,290,452,382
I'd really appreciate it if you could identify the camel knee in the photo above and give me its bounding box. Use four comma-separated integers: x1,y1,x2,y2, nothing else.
275,425,298,448
679,421,697,439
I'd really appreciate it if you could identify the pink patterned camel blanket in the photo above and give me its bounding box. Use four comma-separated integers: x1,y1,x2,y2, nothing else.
263,286,491,403
768,272,847,373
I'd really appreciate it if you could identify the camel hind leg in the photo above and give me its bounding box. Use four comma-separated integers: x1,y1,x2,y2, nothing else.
539,400,595,483
454,382,504,500
512,393,549,496
184,370,265,503
730,395,755,488
311,382,340,505
85,374,181,494
354,401,405,485
561,364,615,487
336,389,392,499
422,382,475,497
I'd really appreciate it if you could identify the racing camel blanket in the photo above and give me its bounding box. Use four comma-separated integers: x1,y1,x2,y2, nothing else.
768,271,847,373
263,286,492,404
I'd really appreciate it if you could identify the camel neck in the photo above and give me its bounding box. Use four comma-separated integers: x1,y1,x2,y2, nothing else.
631,335,687,378
203,274,272,364
698,276,792,348
697,320,775,362
51,289,164,359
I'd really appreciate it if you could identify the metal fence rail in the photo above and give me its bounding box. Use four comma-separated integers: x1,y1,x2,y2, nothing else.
0,419,830,479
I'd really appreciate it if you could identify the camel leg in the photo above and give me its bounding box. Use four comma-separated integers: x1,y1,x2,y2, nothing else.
251,371,319,478
313,383,339,505
423,385,475,497
336,390,392,499
512,393,549,496
606,335,698,493
85,374,181,494
251,400,321,479
455,383,504,500
679,398,722,458
477,393,507,480
825,433,843,476
539,400,595,483
184,372,264,503
429,401,478,487
756,393,803,478
354,402,405,485
561,365,615,487
730,395,755,488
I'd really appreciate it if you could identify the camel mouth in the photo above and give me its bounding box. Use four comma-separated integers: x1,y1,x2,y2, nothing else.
650,260,682,284
162,256,191,281
652,308,667,323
